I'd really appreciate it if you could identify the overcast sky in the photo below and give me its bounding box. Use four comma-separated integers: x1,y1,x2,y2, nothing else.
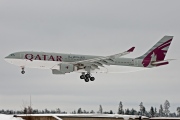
0,0,180,113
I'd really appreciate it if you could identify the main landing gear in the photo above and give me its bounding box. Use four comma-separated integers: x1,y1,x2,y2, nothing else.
21,67,25,74
80,73,95,82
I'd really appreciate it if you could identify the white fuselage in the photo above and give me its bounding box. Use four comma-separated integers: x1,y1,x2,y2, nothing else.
4,51,147,72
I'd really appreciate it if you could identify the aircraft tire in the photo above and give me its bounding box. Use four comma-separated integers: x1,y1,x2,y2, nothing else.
85,74,90,78
80,75,85,79
21,71,25,74
90,77,95,81
84,78,89,82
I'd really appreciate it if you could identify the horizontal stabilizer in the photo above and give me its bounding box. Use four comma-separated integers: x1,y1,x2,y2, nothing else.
151,59,176,66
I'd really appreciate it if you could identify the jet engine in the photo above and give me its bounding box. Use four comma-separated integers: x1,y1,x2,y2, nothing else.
52,63,74,74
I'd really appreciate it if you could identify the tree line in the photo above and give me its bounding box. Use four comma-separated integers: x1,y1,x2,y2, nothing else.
117,100,180,117
0,100,180,117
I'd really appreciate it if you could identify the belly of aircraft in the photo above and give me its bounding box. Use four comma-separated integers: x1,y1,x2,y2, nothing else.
5,59,60,69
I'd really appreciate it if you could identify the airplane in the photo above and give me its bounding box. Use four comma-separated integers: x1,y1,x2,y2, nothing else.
4,36,174,82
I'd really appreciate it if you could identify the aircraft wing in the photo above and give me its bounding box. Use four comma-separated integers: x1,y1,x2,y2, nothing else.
71,47,135,70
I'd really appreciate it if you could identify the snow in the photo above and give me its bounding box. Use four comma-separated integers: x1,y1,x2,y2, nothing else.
16,114,148,119
151,117,180,119
0,114,23,120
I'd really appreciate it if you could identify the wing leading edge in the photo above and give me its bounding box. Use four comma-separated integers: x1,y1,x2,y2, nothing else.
71,47,135,71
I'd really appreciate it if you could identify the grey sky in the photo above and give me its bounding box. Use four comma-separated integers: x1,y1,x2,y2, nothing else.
0,0,180,113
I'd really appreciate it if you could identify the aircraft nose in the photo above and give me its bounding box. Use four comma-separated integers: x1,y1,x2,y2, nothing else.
4,55,13,64
4,55,11,61
4,55,10,59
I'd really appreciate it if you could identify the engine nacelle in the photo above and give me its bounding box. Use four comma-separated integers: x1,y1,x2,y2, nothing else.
52,63,74,74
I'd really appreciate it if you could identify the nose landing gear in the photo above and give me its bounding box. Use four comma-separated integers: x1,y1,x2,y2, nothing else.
80,73,95,82
21,67,25,74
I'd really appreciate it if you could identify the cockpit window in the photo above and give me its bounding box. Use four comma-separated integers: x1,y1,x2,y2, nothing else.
10,54,15,56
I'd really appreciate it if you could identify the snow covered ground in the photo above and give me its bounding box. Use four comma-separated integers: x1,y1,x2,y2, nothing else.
0,114,23,120
15,114,148,120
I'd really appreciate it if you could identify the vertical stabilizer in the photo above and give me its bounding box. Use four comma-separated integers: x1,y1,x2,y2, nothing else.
137,36,173,67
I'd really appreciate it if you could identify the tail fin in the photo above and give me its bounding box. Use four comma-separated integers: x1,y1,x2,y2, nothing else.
137,36,173,67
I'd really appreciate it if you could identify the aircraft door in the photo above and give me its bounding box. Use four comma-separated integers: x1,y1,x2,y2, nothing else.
20,53,25,59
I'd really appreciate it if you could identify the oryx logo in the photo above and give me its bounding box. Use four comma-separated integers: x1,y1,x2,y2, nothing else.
142,39,172,67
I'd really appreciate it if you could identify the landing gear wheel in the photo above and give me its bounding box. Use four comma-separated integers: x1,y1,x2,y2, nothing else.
21,67,25,74
80,75,85,79
21,71,25,74
90,77,95,81
85,74,90,78
84,78,89,82
80,72,95,82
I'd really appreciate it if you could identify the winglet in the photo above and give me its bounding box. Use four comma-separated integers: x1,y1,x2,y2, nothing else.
127,47,135,52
